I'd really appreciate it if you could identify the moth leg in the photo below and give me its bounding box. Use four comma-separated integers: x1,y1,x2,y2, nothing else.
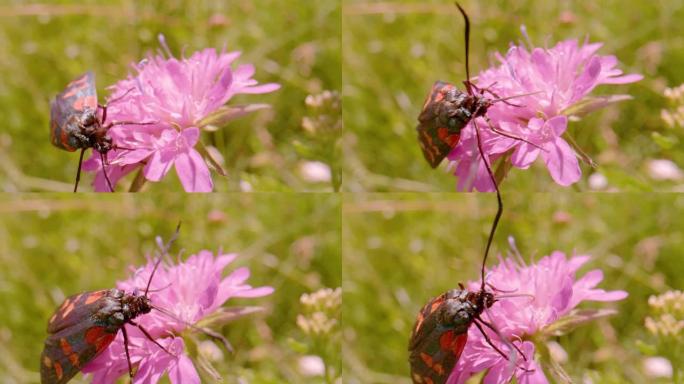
483,116,545,151
128,320,174,357
472,318,510,361
476,317,528,362
98,87,136,125
121,325,135,378
99,151,114,192
104,121,158,129
194,325,234,353
98,104,108,125
474,317,534,374
74,148,86,193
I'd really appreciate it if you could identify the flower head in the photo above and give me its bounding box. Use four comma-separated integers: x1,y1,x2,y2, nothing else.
82,249,274,383
84,36,279,192
447,245,627,384
449,37,642,191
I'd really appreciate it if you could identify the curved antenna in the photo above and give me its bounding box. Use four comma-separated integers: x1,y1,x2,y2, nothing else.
455,2,473,95
144,222,182,296
472,118,502,294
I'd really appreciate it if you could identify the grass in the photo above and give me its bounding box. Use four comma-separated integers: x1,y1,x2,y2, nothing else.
0,194,341,383
343,0,684,192
0,0,341,192
343,193,684,383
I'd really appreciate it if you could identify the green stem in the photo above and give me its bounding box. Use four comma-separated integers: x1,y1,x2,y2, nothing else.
128,166,147,192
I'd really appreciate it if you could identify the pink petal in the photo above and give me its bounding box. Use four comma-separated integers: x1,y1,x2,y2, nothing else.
602,73,644,84
547,115,568,137
175,148,213,192
239,83,281,94
232,286,275,298
144,149,175,182
542,137,581,186
181,127,200,147
168,355,200,384
224,267,251,285
511,142,540,169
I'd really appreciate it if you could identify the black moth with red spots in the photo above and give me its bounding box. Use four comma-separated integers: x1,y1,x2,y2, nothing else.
409,3,528,383
417,80,492,168
40,225,180,384
49,71,151,192
408,289,495,384
40,289,154,384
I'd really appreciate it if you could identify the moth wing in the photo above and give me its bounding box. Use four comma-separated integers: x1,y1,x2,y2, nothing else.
47,290,110,334
54,71,98,115
409,292,469,384
41,317,117,384
416,81,463,168
416,120,452,169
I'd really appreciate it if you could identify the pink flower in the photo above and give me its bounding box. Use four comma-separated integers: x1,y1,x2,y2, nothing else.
82,250,274,383
447,247,628,384
84,36,280,192
449,38,642,191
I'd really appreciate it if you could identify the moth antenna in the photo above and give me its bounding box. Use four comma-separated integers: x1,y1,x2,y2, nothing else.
145,222,182,296
455,2,473,95
495,292,535,302
472,118,502,293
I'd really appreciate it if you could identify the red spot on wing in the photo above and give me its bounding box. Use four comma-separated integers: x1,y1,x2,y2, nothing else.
437,128,460,147
439,330,468,360
69,353,80,367
72,95,97,111
62,76,89,99
58,298,76,319
84,291,105,304
54,361,63,380
85,326,116,353
59,338,74,356
59,126,75,151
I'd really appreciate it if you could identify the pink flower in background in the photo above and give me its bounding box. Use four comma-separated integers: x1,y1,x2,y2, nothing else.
83,250,274,383
449,38,642,191
447,247,628,384
83,36,280,192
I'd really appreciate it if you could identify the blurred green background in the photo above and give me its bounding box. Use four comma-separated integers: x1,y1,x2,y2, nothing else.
343,0,684,192
0,193,341,383
0,0,340,192
343,193,684,383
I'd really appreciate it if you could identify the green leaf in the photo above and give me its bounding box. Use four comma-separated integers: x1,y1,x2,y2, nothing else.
635,340,658,355
651,132,679,150
542,308,617,336
197,104,271,130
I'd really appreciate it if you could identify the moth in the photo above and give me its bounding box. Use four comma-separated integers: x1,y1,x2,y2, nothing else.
410,4,532,383
416,4,534,169
39,224,228,384
50,71,150,192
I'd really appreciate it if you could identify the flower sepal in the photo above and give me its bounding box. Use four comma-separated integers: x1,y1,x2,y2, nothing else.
195,141,228,176
195,306,265,329
198,104,272,131
541,308,618,337
535,341,573,384
179,333,223,381
561,94,634,118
